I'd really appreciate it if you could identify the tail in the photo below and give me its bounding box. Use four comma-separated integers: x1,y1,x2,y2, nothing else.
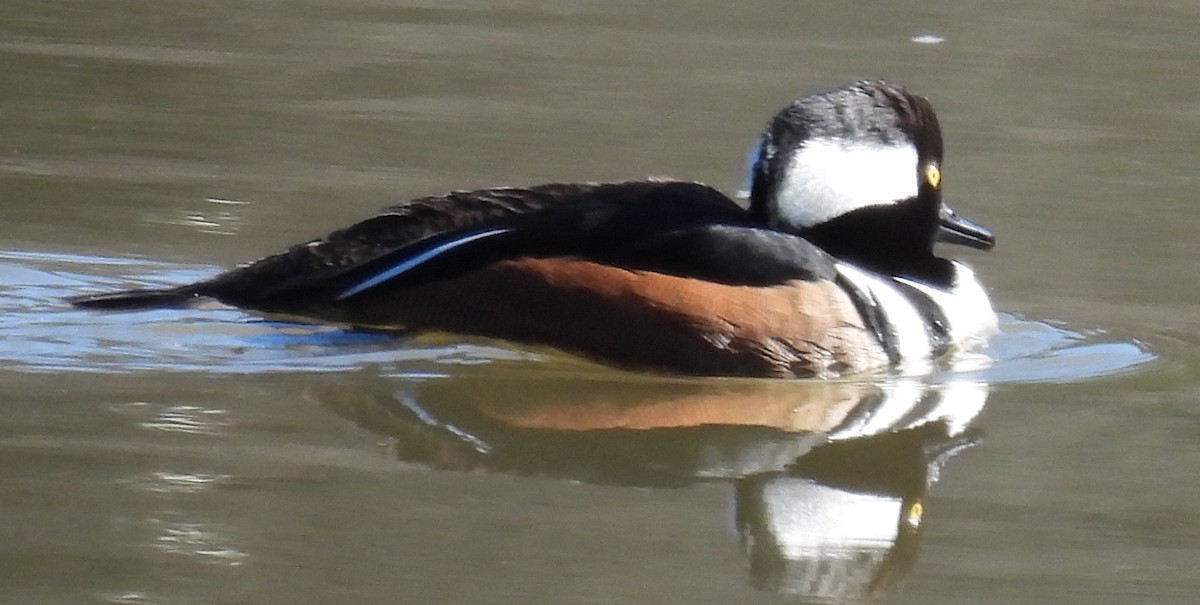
67,287,201,310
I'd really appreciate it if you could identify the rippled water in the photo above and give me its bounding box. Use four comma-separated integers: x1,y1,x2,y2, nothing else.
2,250,1151,382
3,1,1199,604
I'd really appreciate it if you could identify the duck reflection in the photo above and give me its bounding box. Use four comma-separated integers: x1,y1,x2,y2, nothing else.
315,370,987,603
737,420,978,600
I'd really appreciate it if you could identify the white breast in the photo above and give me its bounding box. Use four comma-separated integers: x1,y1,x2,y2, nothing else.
836,261,997,372
895,262,998,349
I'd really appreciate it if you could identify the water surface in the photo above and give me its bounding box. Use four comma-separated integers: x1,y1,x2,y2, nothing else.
2,2,1198,604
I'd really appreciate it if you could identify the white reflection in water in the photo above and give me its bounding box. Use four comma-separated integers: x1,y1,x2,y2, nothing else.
99,591,161,605
760,481,903,555
145,196,249,236
131,471,230,494
137,404,234,436
151,518,248,566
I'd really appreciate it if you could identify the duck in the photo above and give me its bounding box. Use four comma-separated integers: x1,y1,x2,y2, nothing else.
69,79,997,378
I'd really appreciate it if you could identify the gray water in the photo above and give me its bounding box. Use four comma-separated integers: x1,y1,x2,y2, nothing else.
2,1,1197,604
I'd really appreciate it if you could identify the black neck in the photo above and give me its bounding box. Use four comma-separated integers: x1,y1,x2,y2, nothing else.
800,199,955,286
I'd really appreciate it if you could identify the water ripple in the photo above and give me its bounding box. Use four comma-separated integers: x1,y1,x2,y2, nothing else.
150,518,248,566
1,249,1155,384
128,471,231,494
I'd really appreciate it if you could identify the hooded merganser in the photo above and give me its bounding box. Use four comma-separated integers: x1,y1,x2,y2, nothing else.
69,80,997,378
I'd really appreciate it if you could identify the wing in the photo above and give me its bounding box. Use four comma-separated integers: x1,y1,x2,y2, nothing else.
327,182,842,302
587,223,840,286
70,180,682,310
70,178,840,314
207,180,747,305
192,179,750,306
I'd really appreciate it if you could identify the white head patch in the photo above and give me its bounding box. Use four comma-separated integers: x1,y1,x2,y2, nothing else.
774,139,920,228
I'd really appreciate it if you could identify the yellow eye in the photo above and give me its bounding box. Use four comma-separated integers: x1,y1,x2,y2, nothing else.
923,164,942,189
904,501,924,529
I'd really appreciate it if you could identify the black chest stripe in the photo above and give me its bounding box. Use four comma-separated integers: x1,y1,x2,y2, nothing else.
836,272,956,364
834,273,901,366
893,281,953,357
